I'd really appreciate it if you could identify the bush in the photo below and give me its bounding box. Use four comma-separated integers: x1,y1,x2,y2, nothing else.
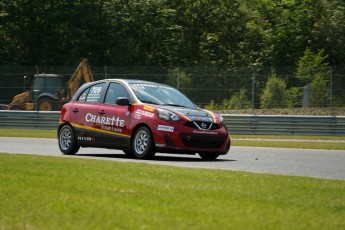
227,89,251,109
260,73,290,109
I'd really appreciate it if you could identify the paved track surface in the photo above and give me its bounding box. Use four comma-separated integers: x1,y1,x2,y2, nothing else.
1,137,344,180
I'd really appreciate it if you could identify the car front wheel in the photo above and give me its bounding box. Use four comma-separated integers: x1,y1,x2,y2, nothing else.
132,126,155,159
198,152,220,160
58,125,80,155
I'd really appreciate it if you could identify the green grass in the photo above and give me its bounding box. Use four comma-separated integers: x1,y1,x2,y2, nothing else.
232,134,345,141
233,140,345,150
232,135,345,150
0,128,56,138
0,153,344,230
1,128,345,150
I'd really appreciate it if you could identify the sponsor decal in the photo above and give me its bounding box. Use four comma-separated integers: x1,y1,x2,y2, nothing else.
192,130,218,135
188,116,213,122
85,113,125,127
86,86,103,102
134,109,155,119
132,83,173,90
143,105,155,112
78,136,95,141
155,144,166,148
133,114,141,120
101,124,122,133
157,125,174,132
72,123,130,138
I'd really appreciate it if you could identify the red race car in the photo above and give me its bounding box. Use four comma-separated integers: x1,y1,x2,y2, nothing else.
58,79,230,160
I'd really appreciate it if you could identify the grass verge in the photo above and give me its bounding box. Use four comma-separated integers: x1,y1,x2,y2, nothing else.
0,128,56,138
1,128,345,150
232,135,345,150
0,153,344,229
233,140,345,150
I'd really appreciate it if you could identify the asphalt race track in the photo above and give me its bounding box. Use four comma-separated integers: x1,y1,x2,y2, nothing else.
1,137,344,180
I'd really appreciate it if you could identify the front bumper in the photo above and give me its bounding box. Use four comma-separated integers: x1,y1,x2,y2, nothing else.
153,127,231,155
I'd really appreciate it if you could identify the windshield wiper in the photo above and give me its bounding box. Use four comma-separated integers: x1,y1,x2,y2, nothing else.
140,100,159,105
163,103,187,107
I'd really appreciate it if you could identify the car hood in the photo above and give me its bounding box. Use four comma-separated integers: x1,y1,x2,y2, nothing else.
163,106,215,122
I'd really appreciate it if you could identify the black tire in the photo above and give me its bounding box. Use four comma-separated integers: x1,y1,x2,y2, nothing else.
123,150,135,158
9,105,22,110
0,104,9,110
198,152,220,160
132,126,155,159
37,97,57,111
58,125,80,155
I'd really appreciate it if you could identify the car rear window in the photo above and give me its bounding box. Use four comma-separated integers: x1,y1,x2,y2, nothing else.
77,83,105,103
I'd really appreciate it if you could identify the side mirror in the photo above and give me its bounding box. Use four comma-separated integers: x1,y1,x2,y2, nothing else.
116,97,131,106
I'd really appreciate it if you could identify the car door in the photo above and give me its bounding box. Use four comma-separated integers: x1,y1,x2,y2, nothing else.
70,82,106,145
95,82,132,148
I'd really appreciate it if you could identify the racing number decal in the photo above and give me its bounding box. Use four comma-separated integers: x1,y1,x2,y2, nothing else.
91,87,102,94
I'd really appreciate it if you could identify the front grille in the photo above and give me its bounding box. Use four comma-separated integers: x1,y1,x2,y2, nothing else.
180,133,226,148
184,121,220,130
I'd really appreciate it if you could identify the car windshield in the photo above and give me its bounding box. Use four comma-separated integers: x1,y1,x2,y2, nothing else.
129,83,196,108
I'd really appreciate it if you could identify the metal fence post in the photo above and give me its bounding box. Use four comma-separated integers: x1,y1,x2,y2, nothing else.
330,69,333,114
252,70,255,114
104,66,108,79
177,67,180,90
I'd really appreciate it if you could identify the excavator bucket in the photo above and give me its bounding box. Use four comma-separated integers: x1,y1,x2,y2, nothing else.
66,59,94,101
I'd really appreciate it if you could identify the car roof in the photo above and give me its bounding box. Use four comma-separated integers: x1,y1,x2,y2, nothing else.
71,79,172,101
108,79,166,85
34,74,62,78
90,79,172,87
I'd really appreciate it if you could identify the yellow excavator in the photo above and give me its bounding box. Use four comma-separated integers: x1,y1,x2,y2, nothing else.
65,58,94,102
0,59,94,111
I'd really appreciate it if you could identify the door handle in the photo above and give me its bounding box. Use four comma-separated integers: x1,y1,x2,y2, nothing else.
72,108,79,113
98,110,106,115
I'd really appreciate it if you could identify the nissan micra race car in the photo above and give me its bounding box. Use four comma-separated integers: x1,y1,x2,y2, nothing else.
58,79,230,160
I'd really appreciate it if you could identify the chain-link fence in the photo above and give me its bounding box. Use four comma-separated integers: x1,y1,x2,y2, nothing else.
0,65,344,114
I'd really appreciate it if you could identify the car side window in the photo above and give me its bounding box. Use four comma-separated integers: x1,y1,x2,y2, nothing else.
77,88,90,102
77,83,105,103
104,83,131,105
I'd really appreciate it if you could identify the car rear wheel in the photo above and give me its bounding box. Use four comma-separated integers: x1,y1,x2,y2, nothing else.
198,152,220,160
132,126,155,159
58,125,80,155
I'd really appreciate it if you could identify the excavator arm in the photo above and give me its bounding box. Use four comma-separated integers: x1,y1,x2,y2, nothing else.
66,59,94,101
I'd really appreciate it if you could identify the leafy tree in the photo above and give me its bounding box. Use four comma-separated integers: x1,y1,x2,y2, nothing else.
204,100,220,111
260,72,290,109
227,89,251,109
0,0,110,65
295,48,330,107
310,74,328,107
311,0,345,66
1,0,345,71
288,87,304,108
295,48,330,84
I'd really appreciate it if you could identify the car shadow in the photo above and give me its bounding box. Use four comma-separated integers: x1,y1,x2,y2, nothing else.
76,153,236,162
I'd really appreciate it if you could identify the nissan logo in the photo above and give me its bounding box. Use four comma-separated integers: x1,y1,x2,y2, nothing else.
201,122,207,129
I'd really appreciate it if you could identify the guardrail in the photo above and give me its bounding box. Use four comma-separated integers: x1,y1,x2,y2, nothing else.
222,114,345,136
1,111,345,136
0,111,61,130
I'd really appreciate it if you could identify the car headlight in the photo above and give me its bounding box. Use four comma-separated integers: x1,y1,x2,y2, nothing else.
157,108,181,121
219,114,224,124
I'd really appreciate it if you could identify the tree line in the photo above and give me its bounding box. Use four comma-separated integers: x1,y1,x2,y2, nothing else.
1,0,344,109
1,0,344,67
